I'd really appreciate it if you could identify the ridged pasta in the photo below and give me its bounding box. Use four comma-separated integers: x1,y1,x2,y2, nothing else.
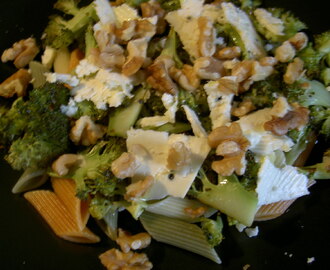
24,190,99,243
51,178,90,230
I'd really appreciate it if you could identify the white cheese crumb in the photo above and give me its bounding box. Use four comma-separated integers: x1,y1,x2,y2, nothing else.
235,223,247,232
60,98,78,117
94,0,117,25
75,59,99,78
244,226,259,238
45,73,79,87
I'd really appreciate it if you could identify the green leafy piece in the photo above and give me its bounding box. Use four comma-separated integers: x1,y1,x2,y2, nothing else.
43,1,97,49
301,149,330,179
190,170,258,226
200,216,224,248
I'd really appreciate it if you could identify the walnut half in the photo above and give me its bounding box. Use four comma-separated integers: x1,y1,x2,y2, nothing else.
116,228,151,253
0,69,31,98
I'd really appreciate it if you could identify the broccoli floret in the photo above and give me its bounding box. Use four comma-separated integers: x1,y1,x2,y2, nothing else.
190,169,258,226
239,151,259,191
43,1,97,49
314,31,330,55
298,43,324,79
158,0,181,11
160,27,183,68
309,106,330,139
72,100,107,121
284,78,330,108
3,83,71,170
84,23,97,57
200,216,224,248
54,0,80,15
301,149,330,179
267,8,306,40
124,0,149,8
50,137,127,218
238,0,262,12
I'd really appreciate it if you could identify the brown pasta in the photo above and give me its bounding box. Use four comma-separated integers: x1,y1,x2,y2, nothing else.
24,190,99,243
51,178,90,231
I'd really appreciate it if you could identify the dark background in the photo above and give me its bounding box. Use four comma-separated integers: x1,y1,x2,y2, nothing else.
0,0,329,269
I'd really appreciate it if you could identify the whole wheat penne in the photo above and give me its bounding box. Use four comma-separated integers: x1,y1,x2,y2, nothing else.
51,178,90,231
24,190,99,244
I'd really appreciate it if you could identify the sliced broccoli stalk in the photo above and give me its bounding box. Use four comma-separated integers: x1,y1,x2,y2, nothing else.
54,0,80,15
200,216,224,248
108,87,148,138
160,28,183,68
284,78,330,108
142,122,191,133
85,23,97,57
190,169,258,226
301,149,330,179
43,2,97,49
267,8,306,40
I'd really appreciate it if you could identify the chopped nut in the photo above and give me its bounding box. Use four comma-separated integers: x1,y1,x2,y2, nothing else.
231,60,254,83
259,56,278,67
167,141,192,171
125,176,154,201
1,37,39,68
111,152,139,179
141,0,166,34
194,57,225,80
147,56,178,94
289,32,308,51
250,61,274,82
275,41,296,63
94,24,117,51
52,154,82,176
232,99,256,117
115,20,137,42
184,206,207,218
238,78,254,93
212,151,246,176
198,16,216,57
169,64,200,91
216,140,241,156
217,76,239,95
99,248,153,270
70,116,106,146
122,38,149,76
283,57,304,84
217,46,241,60
116,229,151,253
264,106,310,136
0,69,31,98
136,18,157,40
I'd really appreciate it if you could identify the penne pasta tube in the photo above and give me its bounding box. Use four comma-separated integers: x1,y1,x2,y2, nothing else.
24,190,99,244
51,178,90,231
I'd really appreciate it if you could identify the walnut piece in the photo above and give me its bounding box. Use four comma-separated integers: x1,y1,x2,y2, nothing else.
147,56,178,94
283,57,304,84
217,46,241,60
198,16,216,57
111,152,139,179
99,248,153,270
167,141,192,171
125,176,154,201
70,116,106,146
115,20,137,42
184,206,207,218
289,32,308,51
212,151,247,176
217,76,239,95
259,56,278,67
275,41,296,63
232,99,256,117
216,140,242,157
116,229,151,253
122,38,149,76
231,60,254,83
141,0,166,34
0,69,31,98
264,106,310,136
194,57,225,80
1,37,39,68
169,64,200,92
52,154,82,176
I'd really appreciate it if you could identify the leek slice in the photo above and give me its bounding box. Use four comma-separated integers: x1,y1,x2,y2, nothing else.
140,211,221,264
29,61,48,88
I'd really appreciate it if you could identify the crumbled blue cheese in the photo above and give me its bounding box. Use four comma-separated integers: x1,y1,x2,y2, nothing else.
254,8,285,37
219,2,266,59
182,105,207,138
256,157,309,206
45,73,79,87
60,98,78,117
126,129,210,200
139,93,178,127
113,3,140,26
71,69,134,109
204,80,234,129
245,226,259,237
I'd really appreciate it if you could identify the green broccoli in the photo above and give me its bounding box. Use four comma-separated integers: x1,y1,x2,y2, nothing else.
314,31,330,55
158,0,181,11
124,0,149,8
200,216,224,248
54,0,80,15
51,137,127,218
239,151,259,191
2,83,71,170
309,106,330,138
298,43,324,79
300,149,330,179
71,100,107,121
43,1,97,49
284,78,330,108
160,27,183,68
190,169,258,226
